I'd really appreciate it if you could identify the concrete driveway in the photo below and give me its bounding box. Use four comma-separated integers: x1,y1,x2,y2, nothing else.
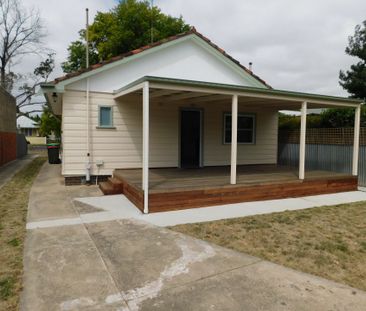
21,163,366,310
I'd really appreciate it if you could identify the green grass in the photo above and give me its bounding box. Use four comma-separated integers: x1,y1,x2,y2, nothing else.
171,202,366,291
0,157,46,311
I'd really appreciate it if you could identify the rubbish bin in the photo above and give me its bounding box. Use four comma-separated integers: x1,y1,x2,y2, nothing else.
47,143,61,164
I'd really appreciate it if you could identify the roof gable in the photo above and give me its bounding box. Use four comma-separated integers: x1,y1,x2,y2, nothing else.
52,28,271,91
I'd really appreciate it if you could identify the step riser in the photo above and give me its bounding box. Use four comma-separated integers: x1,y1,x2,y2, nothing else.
108,177,123,192
99,181,123,195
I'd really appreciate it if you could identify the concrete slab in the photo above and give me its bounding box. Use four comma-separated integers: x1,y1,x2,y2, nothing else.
86,220,259,296
68,190,366,228
302,191,366,206
130,259,366,311
27,163,101,222
21,225,129,311
0,154,36,189
22,162,366,310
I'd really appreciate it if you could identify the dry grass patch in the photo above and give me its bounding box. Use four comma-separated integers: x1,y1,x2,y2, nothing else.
171,202,366,291
0,157,46,311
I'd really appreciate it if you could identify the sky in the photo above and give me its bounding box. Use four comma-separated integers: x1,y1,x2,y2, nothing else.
18,0,366,125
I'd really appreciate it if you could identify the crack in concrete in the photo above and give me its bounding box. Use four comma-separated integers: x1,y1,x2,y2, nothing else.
122,236,216,311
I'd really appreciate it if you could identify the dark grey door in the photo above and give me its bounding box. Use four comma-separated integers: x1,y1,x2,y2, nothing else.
180,110,201,168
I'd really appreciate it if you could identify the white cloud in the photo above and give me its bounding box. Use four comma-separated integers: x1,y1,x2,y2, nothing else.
20,0,116,78
18,0,366,97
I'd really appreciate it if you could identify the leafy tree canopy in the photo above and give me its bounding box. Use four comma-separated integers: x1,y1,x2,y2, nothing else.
278,107,366,130
32,106,61,138
339,20,366,99
62,0,190,73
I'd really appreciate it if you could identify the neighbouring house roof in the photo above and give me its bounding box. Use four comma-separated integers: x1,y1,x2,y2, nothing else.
115,76,363,107
50,27,271,88
17,116,38,129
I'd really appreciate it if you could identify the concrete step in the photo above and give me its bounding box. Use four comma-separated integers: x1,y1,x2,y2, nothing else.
99,181,122,195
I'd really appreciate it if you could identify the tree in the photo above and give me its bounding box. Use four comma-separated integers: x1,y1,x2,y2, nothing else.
62,0,190,73
278,108,366,130
33,106,61,138
339,20,366,99
278,113,323,130
16,53,55,119
320,107,366,128
0,0,45,91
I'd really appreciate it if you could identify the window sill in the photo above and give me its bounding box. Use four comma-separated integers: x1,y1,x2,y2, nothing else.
96,126,116,129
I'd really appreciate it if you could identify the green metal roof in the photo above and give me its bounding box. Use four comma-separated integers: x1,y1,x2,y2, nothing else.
115,76,363,106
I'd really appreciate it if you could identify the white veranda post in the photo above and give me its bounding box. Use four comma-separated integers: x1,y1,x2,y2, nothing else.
299,101,307,180
142,82,149,214
352,104,361,176
230,94,238,184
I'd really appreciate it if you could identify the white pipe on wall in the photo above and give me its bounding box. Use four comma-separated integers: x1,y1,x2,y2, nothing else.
85,8,91,183
85,77,91,182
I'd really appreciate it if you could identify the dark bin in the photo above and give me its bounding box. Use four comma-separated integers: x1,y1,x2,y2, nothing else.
47,143,61,164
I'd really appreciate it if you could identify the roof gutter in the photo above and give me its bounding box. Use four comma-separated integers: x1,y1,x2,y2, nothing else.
114,76,363,107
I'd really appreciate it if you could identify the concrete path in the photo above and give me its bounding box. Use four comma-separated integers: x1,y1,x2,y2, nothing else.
0,154,37,189
27,190,366,229
21,163,366,310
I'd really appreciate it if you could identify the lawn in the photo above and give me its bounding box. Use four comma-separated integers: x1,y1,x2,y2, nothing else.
0,157,46,311
171,202,366,291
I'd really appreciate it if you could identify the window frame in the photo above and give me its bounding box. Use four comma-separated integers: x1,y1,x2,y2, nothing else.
223,112,256,145
97,105,115,129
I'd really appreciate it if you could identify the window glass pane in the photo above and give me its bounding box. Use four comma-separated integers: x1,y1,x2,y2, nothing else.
225,115,231,129
100,107,112,126
225,128,232,143
224,113,255,144
238,129,253,143
238,116,253,129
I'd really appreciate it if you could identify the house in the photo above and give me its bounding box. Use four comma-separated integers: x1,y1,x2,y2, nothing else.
0,86,17,166
40,28,362,213
17,117,47,145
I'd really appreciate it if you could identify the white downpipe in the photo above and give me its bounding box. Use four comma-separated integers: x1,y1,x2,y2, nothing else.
230,94,238,184
85,8,91,183
85,77,91,182
352,104,361,176
142,82,149,214
299,101,307,180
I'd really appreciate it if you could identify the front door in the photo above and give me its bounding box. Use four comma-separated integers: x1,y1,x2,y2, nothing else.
180,110,202,168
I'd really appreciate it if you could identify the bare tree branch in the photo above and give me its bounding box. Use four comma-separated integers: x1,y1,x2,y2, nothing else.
0,0,45,91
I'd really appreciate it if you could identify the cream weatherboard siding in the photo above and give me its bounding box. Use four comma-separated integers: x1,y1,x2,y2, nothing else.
61,90,278,176
66,37,266,93
203,102,278,166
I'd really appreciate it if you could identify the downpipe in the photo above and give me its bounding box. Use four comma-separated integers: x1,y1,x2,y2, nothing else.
85,77,91,184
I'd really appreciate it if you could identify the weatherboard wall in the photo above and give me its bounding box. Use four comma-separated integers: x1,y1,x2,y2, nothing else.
61,90,278,176
65,37,266,93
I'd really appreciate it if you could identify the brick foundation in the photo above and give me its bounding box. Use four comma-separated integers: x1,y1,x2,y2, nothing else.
64,175,111,186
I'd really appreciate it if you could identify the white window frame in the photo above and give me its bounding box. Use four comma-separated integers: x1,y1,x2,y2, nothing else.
97,105,114,128
223,113,256,145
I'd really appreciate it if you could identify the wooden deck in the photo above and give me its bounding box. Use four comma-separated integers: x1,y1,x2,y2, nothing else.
113,165,358,213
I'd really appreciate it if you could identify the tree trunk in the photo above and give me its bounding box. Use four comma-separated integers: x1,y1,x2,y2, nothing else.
0,63,6,89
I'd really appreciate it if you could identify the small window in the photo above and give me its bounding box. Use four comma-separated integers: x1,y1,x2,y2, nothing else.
223,113,255,144
99,106,113,127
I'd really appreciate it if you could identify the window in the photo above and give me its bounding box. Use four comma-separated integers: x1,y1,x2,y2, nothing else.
223,113,255,144
99,106,113,127
22,128,32,137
